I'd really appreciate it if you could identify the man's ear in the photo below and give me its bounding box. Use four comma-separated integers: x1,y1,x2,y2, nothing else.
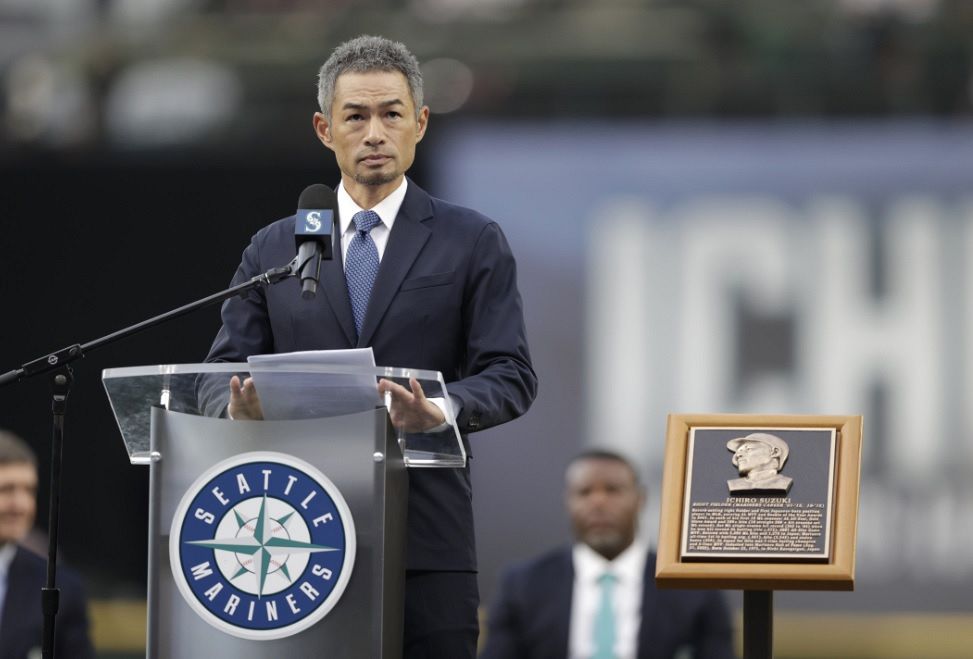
415,106,430,143
313,112,334,151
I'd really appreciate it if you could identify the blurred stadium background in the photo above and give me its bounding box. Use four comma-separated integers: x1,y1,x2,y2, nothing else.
2,1,973,657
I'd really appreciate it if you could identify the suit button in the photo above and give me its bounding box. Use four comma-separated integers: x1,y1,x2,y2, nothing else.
467,414,479,431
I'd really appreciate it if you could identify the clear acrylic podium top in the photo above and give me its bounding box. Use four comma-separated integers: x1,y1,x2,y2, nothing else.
102,363,466,468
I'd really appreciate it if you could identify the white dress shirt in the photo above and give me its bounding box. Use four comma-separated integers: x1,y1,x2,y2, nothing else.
336,177,407,264
0,542,17,628
569,540,648,659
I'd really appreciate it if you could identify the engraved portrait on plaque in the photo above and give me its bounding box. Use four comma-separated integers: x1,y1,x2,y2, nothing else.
726,432,793,495
679,426,837,561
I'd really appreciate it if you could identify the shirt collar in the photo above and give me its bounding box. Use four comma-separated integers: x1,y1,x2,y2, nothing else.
337,177,408,235
573,539,647,584
0,542,17,577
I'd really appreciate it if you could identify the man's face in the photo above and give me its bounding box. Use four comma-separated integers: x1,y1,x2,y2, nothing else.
0,462,37,544
313,70,428,193
732,441,777,475
565,458,643,560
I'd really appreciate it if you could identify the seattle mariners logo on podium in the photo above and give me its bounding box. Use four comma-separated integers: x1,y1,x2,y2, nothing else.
170,451,356,640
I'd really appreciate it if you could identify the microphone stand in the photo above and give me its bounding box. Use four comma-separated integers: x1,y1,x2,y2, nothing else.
0,259,298,659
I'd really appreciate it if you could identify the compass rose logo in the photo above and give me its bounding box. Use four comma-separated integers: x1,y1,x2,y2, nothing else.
169,452,356,640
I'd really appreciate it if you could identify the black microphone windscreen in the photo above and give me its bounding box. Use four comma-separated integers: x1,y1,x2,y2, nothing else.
298,183,337,212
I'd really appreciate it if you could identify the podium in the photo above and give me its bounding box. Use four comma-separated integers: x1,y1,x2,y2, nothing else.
103,363,465,658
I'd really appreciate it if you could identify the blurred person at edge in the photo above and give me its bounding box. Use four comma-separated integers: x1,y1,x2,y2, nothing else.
482,450,735,659
0,429,94,659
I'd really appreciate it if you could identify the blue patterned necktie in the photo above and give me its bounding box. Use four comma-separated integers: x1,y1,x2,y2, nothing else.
345,210,382,336
592,572,617,659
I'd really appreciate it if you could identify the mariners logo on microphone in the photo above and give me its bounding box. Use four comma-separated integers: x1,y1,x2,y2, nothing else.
170,452,356,640
297,209,332,235
305,211,322,232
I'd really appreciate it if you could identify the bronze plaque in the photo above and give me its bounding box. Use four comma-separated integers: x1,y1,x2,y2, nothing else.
680,426,836,561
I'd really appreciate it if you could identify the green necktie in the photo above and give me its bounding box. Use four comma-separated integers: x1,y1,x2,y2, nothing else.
592,572,617,659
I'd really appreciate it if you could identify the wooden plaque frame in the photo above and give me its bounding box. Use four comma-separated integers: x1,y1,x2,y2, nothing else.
656,414,863,591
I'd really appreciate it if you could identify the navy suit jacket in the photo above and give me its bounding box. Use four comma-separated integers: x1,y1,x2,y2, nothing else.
203,180,537,571
0,546,94,659
481,548,735,659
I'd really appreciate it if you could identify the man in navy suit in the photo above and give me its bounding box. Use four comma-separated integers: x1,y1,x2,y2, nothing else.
481,450,734,659
0,430,94,659
203,35,537,658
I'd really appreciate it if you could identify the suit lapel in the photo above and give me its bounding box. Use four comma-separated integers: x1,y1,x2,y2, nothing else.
637,552,658,659
319,227,357,346
550,550,575,657
1,548,33,641
357,182,433,347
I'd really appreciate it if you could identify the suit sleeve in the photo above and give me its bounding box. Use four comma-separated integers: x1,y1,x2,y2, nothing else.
196,236,274,416
692,590,737,659
448,222,537,433
479,567,529,659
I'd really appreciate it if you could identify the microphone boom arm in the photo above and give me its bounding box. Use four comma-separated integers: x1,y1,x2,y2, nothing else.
0,261,297,388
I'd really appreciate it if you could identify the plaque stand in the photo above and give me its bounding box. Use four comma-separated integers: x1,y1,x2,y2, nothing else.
743,590,773,659
655,414,865,659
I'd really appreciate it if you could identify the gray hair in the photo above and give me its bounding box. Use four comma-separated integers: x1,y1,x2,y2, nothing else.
0,429,36,466
317,35,424,120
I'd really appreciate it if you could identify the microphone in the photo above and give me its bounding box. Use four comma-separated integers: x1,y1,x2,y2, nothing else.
294,184,337,299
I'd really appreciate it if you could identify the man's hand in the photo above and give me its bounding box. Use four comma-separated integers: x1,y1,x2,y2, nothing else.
378,377,446,433
229,375,264,420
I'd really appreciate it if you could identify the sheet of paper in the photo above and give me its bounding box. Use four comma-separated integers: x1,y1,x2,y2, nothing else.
246,348,380,420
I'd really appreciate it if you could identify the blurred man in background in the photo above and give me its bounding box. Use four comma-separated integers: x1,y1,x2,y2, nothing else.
482,449,734,659
0,430,93,659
